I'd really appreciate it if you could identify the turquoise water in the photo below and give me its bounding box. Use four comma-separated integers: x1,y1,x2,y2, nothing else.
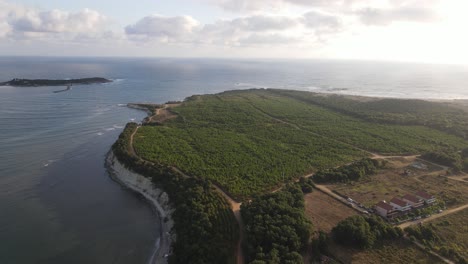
0,57,467,264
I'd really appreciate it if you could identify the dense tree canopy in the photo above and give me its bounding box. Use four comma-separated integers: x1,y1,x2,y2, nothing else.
112,123,238,264
332,215,403,249
134,90,468,198
241,186,311,263
313,158,385,183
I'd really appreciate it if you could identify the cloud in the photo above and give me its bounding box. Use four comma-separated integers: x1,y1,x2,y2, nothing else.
209,0,441,26
125,12,344,47
238,33,299,45
0,0,118,43
211,0,368,12
8,8,108,34
230,15,299,31
357,6,439,25
125,15,199,42
302,11,342,31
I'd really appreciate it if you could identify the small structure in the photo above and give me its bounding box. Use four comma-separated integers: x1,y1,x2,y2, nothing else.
375,201,398,218
415,191,436,204
411,162,428,170
389,197,411,212
402,194,424,208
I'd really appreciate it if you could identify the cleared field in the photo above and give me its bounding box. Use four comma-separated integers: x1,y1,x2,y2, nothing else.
303,189,444,264
327,239,444,264
331,157,468,208
304,190,356,232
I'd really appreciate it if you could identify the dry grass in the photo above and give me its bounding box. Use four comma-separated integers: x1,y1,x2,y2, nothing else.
327,239,444,264
430,208,468,261
302,183,447,264
304,190,357,232
330,157,468,208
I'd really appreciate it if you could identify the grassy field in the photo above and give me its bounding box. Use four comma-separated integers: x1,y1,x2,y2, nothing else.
425,208,468,262
327,239,444,264
134,89,468,198
330,157,468,208
303,189,443,264
304,190,357,232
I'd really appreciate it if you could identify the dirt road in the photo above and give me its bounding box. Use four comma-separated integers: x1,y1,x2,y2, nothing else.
398,204,468,229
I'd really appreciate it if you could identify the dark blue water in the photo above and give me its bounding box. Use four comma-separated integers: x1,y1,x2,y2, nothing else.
0,57,467,264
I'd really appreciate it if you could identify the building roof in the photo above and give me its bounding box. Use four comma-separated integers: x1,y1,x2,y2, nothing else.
402,194,421,203
416,191,433,200
390,197,408,207
375,201,394,211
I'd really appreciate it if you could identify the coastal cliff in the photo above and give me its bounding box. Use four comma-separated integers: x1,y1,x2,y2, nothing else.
105,151,174,264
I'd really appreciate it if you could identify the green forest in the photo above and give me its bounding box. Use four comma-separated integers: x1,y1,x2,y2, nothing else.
112,123,238,264
133,89,468,198
313,158,386,183
241,185,311,263
271,89,468,140
332,215,403,249
113,89,468,263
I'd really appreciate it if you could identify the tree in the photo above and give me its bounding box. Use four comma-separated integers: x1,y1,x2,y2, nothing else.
332,215,375,249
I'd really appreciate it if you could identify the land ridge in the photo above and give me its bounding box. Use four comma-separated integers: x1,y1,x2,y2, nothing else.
0,77,112,87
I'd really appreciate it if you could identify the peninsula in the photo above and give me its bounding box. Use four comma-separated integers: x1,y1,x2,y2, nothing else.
110,89,468,264
0,77,112,87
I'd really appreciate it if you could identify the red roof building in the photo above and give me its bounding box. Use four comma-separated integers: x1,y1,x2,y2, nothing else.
390,197,411,211
402,194,424,208
415,191,436,204
374,201,398,218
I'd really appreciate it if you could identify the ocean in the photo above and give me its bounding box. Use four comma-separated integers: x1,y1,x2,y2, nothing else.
0,57,467,264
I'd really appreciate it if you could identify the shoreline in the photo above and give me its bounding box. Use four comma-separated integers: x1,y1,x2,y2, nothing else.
105,151,174,264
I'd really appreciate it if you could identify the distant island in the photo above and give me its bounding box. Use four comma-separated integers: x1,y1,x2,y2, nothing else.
0,77,112,87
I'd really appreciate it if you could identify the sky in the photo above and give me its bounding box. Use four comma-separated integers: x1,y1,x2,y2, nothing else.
0,0,467,64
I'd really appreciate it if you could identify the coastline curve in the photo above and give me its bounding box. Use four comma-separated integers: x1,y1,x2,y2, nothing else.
105,150,174,264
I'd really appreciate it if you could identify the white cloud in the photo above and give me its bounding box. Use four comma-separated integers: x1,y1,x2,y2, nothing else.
212,0,364,12
237,33,299,45
125,15,199,42
302,11,342,31
209,0,441,26
230,15,299,31
125,12,345,47
357,6,439,25
0,1,116,43
8,8,108,34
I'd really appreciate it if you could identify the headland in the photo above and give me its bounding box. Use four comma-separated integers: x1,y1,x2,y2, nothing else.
0,77,112,87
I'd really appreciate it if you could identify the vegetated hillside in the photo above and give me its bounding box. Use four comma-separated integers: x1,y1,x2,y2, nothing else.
241,90,468,154
271,89,468,139
134,92,366,199
112,123,238,264
134,89,468,199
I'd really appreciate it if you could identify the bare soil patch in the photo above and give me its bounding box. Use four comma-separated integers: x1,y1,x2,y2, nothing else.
304,190,356,232
148,103,180,124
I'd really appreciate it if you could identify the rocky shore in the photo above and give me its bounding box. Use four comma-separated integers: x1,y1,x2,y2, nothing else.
105,151,174,264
